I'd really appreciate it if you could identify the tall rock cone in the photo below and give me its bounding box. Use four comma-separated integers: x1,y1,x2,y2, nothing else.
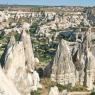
0,31,41,95
51,39,75,86
3,36,26,80
1,35,33,95
20,30,35,70
2,36,28,95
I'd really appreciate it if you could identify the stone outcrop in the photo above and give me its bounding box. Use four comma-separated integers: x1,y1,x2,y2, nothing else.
85,48,95,90
2,34,31,95
4,36,26,80
72,28,95,90
49,86,59,95
50,28,95,90
0,66,21,95
0,31,41,95
20,30,35,70
27,70,42,91
51,39,76,86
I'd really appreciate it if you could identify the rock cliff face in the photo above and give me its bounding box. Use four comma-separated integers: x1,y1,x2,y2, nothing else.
51,28,95,90
72,28,95,90
85,48,95,90
0,31,41,95
51,39,76,86
4,36,26,80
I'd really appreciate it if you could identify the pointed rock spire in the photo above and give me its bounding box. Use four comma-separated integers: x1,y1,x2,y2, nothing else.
51,39,75,86
0,30,41,95
20,30,35,70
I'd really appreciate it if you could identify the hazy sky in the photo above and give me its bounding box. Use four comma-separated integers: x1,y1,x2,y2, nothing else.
0,0,95,6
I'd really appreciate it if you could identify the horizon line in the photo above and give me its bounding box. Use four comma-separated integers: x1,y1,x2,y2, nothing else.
0,3,94,7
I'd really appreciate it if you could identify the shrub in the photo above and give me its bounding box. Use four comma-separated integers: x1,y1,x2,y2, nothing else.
41,78,56,90
57,83,72,92
70,84,87,92
57,83,88,92
15,32,20,41
31,90,40,95
91,92,95,95
29,22,38,34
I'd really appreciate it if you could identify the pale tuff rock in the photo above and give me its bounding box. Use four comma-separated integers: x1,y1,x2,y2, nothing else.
73,46,95,90
61,90,68,95
34,57,39,66
72,27,95,90
4,41,25,79
27,70,42,91
20,30,35,70
1,31,41,95
7,36,16,48
51,27,95,90
49,86,59,95
72,42,85,85
51,39,75,86
0,66,21,95
22,22,30,31
3,39,28,94
84,48,95,90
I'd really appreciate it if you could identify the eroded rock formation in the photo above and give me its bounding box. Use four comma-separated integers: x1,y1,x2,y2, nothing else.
51,39,76,86
72,28,95,90
0,30,41,95
51,27,95,90
20,30,35,70
0,66,21,95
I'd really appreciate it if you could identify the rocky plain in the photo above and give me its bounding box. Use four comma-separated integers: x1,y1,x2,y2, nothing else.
0,5,95,95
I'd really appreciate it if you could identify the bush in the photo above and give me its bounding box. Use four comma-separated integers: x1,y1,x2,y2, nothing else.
29,22,38,34
15,32,20,41
41,78,56,90
33,40,54,64
56,83,88,92
70,84,87,92
31,90,40,95
91,92,95,95
57,83,72,92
